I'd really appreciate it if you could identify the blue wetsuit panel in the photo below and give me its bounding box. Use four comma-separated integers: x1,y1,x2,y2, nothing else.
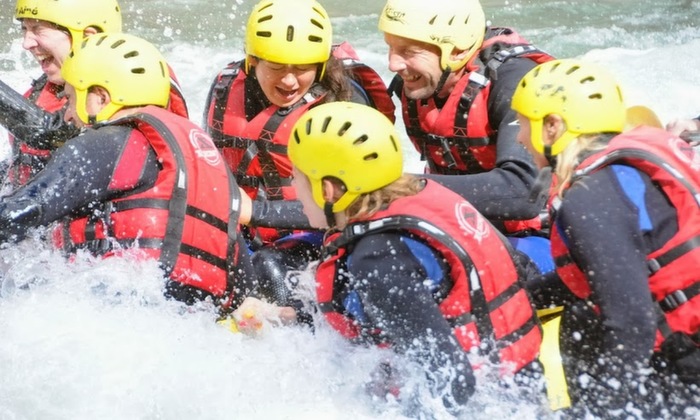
508,236,555,274
611,164,652,232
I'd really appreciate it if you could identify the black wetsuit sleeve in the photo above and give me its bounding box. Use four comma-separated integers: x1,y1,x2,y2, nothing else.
0,125,159,242
422,57,542,221
347,232,476,411
0,78,79,150
557,166,676,410
249,198,314,230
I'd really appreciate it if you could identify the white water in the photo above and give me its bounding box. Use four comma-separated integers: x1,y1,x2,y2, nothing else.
1,0,700,418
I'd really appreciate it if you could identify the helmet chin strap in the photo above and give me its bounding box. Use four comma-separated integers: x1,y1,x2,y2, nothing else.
432,66,452,99
544,145,558,167
324,202,337,229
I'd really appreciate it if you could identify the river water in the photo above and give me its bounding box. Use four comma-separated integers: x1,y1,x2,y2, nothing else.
0,1,699,419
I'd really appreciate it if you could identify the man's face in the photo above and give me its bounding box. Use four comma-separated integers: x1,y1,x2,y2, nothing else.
20,19,72,85
384,33,444,100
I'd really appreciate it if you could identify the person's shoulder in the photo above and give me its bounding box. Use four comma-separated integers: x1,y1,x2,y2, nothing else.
72,124,135,146
561,166,636,211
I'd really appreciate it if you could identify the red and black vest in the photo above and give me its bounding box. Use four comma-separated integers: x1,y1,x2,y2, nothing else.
550,127,700,351
11,69,189,187
53,106,241,304
317,180,542,374
391,27,554,175
205,42,395,244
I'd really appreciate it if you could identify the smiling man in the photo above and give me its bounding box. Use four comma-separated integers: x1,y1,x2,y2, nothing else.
11,0,122,184
6,0,188,187
378,0,554,227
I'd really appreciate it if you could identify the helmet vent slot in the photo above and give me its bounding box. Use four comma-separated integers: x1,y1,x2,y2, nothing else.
448,16,455,25
588,93,602,100
131,68,145,75
363,153,378,161
580,76,594,84
111,39,126,49
124,50,139,59
353,134,368,146
286,25,295,42
337,122,351,136
257,31,272,38
428,15,437,25
389,135,399,152
95,35,108,46
565,65,580,75
321,116,332,133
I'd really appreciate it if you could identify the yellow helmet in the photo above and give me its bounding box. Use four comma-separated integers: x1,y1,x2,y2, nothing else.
15,0,122,50
511,59,626,156
61,33,170,124
244,0,332,76
378,0,485,71
289,102,403,213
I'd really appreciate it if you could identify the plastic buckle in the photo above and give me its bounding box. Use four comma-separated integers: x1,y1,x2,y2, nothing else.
647,258,661,274
660,290,688,312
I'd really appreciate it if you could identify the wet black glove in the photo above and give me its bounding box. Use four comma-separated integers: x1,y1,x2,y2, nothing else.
0,197,42,243
0,78,79,150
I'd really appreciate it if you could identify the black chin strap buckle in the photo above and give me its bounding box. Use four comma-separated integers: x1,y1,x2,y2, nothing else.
324,202,336,229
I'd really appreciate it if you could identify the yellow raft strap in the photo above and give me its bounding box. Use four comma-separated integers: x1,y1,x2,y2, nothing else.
537,307,571,411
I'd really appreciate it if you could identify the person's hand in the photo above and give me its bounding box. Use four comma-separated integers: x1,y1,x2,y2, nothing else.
231,296,297,336
666,118,700,136
238,187,252,225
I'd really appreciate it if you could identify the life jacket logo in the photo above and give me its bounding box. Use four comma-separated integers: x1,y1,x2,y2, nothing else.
669,136,700,171
189,129,221,166
16,6,38,15
455,202,489,243
383,6,405,23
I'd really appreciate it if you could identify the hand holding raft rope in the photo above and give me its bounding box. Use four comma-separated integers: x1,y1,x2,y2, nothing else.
218,296,298,336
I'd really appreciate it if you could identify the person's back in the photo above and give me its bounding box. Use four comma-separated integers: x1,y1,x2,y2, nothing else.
512,58,700,417
287,101,543,415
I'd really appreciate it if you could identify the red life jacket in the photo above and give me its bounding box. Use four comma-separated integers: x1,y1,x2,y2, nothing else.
10,68,189,187
204,42,395,244
550,127,700,351
392,27,553,175
53,106,242,303
316,180,542,375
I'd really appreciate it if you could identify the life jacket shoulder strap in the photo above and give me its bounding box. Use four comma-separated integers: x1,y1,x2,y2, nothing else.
207,61,243,142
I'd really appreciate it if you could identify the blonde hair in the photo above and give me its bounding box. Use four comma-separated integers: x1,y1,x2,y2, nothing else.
345,174,423,220
554,134,610,196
